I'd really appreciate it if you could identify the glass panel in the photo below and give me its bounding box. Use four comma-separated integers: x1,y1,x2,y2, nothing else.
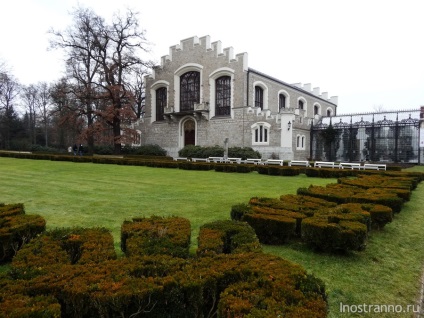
279,94,286,110
216,76,231,116
156,87,166,121
180,71,200,111
255,87,263,109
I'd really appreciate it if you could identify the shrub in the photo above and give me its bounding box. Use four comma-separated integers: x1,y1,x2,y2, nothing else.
230,203,252,221
122,144,167,156
243,212,297,244
0,204,46,263
178,145,224,158
197,220,261,255
228,147,261,160
121,216,191,258
301,217,367,252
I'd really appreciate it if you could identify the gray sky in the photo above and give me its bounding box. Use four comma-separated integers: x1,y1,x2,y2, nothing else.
1,0,423,115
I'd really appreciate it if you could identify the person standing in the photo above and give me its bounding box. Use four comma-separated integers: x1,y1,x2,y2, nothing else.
72,144,78,156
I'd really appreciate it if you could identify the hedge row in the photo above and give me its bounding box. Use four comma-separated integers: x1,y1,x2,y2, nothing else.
297,184,404,213
0,203,46,263
0,218,327,317
197,220,261,256
121,216,191,258
232,173,419,252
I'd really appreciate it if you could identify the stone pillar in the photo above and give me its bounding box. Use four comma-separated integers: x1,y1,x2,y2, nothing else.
279,108,295,160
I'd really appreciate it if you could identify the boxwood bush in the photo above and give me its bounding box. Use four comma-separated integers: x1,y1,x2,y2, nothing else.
0,203,46,263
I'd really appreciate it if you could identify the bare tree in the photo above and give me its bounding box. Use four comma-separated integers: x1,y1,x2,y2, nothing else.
372,104,386,113
50,6,154,154
35,82,52,147
49,78,84,148
50,7,104,154
90,9,154,154
21,85,38,145
128,65,148,119
0,72,20,149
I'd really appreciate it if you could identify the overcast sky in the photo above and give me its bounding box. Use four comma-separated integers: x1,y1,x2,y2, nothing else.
0,0,423,115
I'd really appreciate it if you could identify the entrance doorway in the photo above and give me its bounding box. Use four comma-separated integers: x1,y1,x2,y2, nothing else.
183,119,195,146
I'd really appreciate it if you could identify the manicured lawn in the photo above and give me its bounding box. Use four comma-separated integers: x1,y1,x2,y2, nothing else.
0,157,333,252
1,157,424,317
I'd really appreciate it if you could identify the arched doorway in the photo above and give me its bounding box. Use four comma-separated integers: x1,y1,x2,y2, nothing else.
183,119,196,146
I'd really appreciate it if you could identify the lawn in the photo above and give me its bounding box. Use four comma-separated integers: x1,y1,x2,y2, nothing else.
1,157,424,317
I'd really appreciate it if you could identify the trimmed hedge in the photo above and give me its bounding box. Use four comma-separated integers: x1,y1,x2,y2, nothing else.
297,184,404,213
197,220,261,256
121,216,191,258
257,166,302,176
301,217,368,252
0,219,327,317
0,204,46,263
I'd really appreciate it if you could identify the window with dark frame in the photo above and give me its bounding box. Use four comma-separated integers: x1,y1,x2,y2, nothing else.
314,105,319,115
156,87,167,121
279,94,286,111
180,71,200,111
298,99,304,110
215,76,231,116
254,124,268,143
255,86,264,109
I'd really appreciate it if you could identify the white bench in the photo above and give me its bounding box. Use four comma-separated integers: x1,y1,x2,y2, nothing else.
173,157,189,161
226,158,242,164
338,162,361,170
314,161,335,168
362,163,386,171
244,158,263,165
265,159,284,166
191,158,209,162
288,160,310,167
208,157,225,163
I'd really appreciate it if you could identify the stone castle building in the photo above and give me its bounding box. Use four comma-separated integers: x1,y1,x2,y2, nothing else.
136,35,339,159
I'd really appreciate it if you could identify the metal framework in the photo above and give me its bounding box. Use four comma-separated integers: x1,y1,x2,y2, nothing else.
311,110,421,163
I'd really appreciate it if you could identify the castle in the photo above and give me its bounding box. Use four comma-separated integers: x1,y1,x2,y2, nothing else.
135,35,338,160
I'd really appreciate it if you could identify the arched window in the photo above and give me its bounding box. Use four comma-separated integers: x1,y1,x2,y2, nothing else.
296,134,306,150
314,104,319,116
298,99,304,110
327,109,332,117
180,71,200,111
255,86,264,109
251,122,271,145
279,94,286,111
215,76,231,116
156,87,167,121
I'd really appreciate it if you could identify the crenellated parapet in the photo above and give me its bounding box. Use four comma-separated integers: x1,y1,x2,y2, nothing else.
158,35,247,68
292,82,338,105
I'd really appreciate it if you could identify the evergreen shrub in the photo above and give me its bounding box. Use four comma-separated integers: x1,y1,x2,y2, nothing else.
301,217,368,252
197,220,261,255
1,222,327,317
121,216,191,258
0,204,46,263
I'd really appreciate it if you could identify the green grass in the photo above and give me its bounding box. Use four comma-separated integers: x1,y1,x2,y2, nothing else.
1,157,424,317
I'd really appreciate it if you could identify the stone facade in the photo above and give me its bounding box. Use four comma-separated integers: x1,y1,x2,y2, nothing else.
135,35,338,159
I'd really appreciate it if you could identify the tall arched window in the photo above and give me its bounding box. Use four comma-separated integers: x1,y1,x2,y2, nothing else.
180,71,200,111
255,86,264,109
156,87,167,121
298,100,304,110
314,105,319,116
279,94,286,111
215,76,231,116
